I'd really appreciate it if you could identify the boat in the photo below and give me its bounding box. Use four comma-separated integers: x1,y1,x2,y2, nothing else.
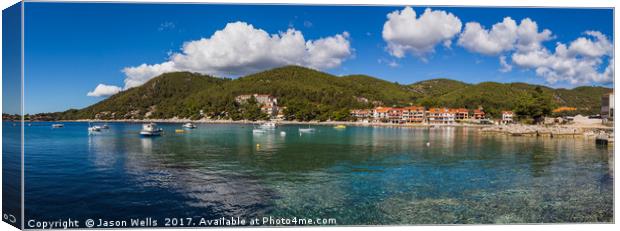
52,124,64,128
88,125,102,132
140,123,163,136
299,126,315,133
175,129,185,133
259,121,277,129
101,124,110,129
280,131,287,136
253,128,267,134
334,125,346,129
182,122,196,129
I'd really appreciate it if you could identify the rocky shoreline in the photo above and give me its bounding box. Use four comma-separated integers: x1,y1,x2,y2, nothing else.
480,124,613,138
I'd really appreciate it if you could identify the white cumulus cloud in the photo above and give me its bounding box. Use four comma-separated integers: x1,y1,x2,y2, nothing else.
458,17,518,55
511,31,613,85
119,21,352,89
514,18,554,53
457,17,552,56
87,84,122,97
567,30,612,58
499,55,512,73
382,7,462,58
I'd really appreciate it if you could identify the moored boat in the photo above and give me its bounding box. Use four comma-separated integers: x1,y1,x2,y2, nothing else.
182,122,197,129
140,123,163,136
260,121,277,129
52,124,64,128
88,125,102,132
299,127,315,133
334,125,346,129
253,128,267,134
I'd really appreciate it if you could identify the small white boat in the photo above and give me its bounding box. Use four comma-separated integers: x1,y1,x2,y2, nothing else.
88,125,102,132
299,127,315,133
101,124,110,129
182,122,196,129
259,121,277,129
253,129,267,134
280,131,287,136
140,123,163,136
52,124,64,128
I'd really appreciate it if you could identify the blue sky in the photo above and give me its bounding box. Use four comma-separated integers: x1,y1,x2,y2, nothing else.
22,3,613,114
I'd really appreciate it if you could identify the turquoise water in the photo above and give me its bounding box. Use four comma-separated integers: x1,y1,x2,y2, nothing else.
18,122,613,225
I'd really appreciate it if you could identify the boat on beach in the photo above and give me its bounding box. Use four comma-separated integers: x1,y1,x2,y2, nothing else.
182,122,197,129
140,123,163,136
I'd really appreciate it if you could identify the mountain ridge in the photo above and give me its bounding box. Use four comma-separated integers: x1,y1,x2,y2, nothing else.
47,65,611,121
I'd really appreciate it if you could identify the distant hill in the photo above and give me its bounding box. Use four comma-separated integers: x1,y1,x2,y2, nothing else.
54,65,611,121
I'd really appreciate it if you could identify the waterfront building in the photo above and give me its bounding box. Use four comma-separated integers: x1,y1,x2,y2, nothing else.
402,106,426,123
387,108,404,124
473,109,486,119
350,109,371,120
454,108,469,120
601,93,614,122
501,111,514,124
426,108,455,124
372,107,391,123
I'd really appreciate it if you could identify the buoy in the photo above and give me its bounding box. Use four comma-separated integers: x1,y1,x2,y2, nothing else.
426,142,430,147
280,131,286,136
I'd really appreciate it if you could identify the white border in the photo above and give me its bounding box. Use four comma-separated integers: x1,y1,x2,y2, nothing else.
0,1,617,231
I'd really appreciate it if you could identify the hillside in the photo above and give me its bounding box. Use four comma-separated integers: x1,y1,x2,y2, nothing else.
55,65,611,121
62,72,228,120
409,78,470,97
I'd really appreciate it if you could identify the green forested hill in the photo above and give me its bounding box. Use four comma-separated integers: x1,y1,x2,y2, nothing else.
409,78,470,97
62,72,229,120
55,65,611,121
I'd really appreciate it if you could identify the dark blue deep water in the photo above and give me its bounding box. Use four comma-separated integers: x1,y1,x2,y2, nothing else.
14,122,613,225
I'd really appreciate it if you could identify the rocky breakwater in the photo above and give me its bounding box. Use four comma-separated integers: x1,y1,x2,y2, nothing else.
480,124,585,138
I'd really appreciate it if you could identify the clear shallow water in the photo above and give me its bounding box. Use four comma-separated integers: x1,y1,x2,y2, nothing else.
17,122,613,225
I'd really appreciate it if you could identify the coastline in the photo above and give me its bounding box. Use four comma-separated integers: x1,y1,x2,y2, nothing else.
35,118,613,131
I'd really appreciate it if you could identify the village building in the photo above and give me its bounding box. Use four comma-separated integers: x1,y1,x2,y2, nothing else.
426,108,455,124
235,94,279,117
501,111,514,124
350,109,371,121
387,107,404,124
473,109,486,120
372,107,391,123
454,108,469,120
601,93,614,123
401,106,425,123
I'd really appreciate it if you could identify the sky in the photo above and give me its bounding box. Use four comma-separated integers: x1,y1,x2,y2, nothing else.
21,2,614,114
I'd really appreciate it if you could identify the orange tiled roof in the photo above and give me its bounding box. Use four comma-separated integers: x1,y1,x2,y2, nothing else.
552,107,576,113
428,108,449,113
374,107,392,113
455,108,468,113
403,106,424,111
